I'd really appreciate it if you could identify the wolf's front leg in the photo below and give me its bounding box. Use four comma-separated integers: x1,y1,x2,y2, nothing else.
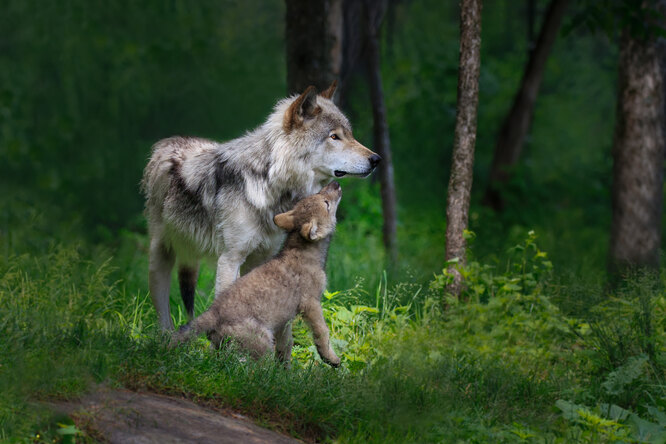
214,251,245,296
149,237,175,331
302,300,340,367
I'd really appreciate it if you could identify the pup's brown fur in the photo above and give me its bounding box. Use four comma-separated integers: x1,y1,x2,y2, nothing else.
172,182,342,367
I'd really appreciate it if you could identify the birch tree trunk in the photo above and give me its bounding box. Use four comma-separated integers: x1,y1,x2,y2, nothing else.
609,24,665,275
484,0,569,210
445,0,482,297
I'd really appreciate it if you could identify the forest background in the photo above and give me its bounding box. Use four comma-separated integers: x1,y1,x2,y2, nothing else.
1,0,665,442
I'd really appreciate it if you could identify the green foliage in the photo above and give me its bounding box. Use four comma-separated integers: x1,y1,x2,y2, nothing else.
555,399,666,443
1,0,285,230
565,0,666,41
2,215,665,443
431,230,553,304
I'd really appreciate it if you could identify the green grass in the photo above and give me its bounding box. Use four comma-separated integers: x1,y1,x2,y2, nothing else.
2,199,664,443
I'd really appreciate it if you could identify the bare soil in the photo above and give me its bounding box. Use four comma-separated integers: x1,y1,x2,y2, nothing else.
54,388,300,444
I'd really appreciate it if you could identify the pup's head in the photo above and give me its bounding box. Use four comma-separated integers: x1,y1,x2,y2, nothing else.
273,181,342,241
282,82,381,180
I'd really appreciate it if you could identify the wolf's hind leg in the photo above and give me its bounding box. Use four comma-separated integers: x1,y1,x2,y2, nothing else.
178,262,199,318
149,237,175,331
275,323,294,368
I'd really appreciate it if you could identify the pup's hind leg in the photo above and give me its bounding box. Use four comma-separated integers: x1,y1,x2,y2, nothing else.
149,236,175,331
275,323,294,368
302,301,340,367
231,322,273,360
178,262,199,318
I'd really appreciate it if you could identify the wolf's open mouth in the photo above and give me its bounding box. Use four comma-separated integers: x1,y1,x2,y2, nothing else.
334,170,347,177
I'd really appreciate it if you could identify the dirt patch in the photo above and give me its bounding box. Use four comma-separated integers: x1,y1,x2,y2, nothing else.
54,388,300,444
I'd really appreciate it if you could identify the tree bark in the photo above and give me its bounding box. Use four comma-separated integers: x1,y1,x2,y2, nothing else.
285,0,343,96
364,0,399,264
484,0,569,210
608,26,665,275
445,0,482,297
338,0,364,110
527,0,536,54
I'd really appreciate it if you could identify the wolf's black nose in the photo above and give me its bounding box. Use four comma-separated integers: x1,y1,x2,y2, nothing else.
369,154,382,169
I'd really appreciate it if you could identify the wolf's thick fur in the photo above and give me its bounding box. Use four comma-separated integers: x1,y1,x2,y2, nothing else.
142,84,380,330
172,182,343,367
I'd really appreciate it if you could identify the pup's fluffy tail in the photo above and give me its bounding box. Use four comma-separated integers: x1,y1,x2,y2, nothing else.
169,310,217,347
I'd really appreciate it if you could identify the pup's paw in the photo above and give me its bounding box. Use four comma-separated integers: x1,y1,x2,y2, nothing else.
323,352,341,368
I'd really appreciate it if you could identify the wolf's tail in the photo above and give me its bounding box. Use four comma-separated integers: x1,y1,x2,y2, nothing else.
170,310,217,346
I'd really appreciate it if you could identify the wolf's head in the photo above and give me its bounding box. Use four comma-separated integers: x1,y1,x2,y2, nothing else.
273,181,342,241
281,83,381,182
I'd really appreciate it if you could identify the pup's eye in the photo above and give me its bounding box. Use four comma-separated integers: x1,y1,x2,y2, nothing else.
325,200,330,210
330,134,340,141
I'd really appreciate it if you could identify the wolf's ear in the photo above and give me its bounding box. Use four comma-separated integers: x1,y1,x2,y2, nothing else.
320,80,338,100
300,219,321,241
284,86,320,131
274,210,296,231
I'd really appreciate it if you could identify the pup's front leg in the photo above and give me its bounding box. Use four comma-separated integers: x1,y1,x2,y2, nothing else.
302,300,340,367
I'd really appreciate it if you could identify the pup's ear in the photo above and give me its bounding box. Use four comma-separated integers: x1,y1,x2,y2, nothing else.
320,79,338,100
283,86,320,131
300,219,322,241
274,210,295,231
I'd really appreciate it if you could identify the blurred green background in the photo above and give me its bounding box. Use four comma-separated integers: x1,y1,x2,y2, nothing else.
1,0,623,292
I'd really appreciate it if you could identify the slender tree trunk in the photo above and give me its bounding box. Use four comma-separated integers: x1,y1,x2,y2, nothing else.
527,0,536,54
285,0,343,96
484,0,569,210
364,0,398,264
445,0,482,297
608,26,665,275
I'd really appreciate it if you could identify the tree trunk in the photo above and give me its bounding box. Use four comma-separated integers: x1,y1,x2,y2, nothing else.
484,0,569,210
527,0,536,54
608,27,665,275
445,0,482,297
338,0,364,110
285,0,343,96
364,0,399,264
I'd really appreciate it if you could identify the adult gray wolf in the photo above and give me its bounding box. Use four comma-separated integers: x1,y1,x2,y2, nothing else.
171,182,343,367
142,83,380,330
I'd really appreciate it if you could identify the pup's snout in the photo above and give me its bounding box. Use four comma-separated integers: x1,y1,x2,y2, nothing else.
330,181,341,190
369,154,382,169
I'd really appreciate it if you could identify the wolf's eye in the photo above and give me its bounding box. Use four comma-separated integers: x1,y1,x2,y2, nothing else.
330,134,340,141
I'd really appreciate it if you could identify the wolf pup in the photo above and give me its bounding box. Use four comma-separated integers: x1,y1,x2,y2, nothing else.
142,82,380,330
172,181,343,367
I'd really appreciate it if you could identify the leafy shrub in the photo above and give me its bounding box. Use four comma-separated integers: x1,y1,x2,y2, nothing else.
431,230,553,304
